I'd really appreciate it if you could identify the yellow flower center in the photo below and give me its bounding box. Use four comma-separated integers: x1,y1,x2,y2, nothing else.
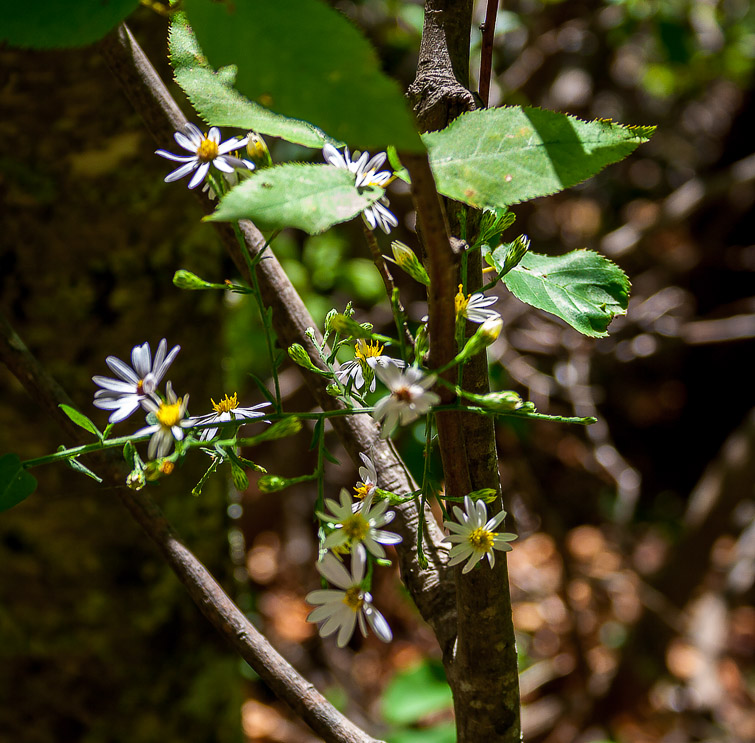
157,399,183,428
342,514,370,542
468,527,494,552
343,586,364,611
212,393,239,414
455,284,470,318
353,482,373,500
354,340,384,364
196,137,219,162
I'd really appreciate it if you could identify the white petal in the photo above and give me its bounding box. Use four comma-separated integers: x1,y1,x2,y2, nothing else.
335,611,357,647
364,605,392,643
155,150,196,163
105,356,140,384
188,161,211,189
316,554,353,590
165,161,199,183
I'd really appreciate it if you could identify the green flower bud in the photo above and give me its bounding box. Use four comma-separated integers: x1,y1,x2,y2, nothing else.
239,417,302,447
456,317,503,362
288,343,322,373
326,383,342,397
172,269,223,291
258,475,289,493
230,461,249,491
246,132,273,169
390,241,430,286
126,469,146,490
502,234,530,275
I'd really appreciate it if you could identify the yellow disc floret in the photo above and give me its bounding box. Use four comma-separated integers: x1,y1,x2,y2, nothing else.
343,586,365,611
157,399,183,428
211,393,239,414
196,137,219,162
354,339,384,364
468,526,494,552
455,284,470,318
342,514,370,543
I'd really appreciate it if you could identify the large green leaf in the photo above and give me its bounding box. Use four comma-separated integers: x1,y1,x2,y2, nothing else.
182,0,422,152
501,250,630,337
168,15,333,149
2,0,138,49
0,454,37,514
208,164,381,234
381,661,453,726
424,106,655,208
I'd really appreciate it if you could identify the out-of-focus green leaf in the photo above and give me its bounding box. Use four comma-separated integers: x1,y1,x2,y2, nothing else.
169,15,333,148
182,0,422,152
381,661,453,726
424,106,654,209
2,0,138,49
0,454,37,513
208,164,381,234
502,250,630,337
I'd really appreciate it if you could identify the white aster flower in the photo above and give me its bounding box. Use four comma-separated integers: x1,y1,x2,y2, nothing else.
354,452,378,500
306,547,392,647
443,496,517,574
322,143,398,234
187,393,270,441
336,339,405,393
455,284,500,324
372,365,440,438
156,123,251,190
136,382,192,459
92,339,180,423
320,488,401,558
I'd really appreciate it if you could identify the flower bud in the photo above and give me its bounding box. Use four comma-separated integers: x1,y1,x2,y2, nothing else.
246,132,272,169
126,469,146,490
390,241,430,286
502,234,530,275
288,343,321,373
456,317,502,362
172,269,223,291
329,314,374,339
231,461,249,491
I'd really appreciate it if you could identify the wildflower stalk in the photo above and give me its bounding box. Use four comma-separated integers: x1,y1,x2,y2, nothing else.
232,223,283,414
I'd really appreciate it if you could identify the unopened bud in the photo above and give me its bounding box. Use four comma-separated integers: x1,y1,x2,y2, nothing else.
288,343,322,373
258,475,290,493
246,132,272,168
326,383,341,397
126,469,146,490
173,269,223,291
231,461,249,491
502,234,530,275
390,241,430,286
456,317,503,362
239,417,302,446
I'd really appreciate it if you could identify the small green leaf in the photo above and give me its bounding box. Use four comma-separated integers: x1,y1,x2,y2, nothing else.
59,404,102,439
503,250,630,337
208,164,381,234
169,15,333,149
0,454,37,513
183,0,422,152
424,106,654,209
2,0,139,49
67,458,103,483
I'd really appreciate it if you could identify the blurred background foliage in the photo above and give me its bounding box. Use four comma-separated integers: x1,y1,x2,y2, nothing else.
1,0,753,742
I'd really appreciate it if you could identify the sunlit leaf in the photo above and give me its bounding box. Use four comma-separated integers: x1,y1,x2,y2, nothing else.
208,164,382,234
424,106,655,208
169,15,333,148
502,250,630,337
182,0,422,152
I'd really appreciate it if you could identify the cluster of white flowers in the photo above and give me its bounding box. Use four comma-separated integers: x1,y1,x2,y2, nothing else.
322,144,398,233
92,340,269,461
306,458,401,647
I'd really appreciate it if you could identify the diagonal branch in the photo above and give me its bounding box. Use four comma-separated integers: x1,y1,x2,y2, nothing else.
96,23,456,650
0,310,381,743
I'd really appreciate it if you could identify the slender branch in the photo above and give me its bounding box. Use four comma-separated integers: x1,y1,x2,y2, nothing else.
0,313,382,743
97,22,457,650
478,0,499,106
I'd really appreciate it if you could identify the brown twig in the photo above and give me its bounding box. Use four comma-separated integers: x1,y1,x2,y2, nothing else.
478,0,499,106
0,312,382,743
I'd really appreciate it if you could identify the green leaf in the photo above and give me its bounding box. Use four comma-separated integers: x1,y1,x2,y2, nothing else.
59,404,102,439
502,250,630,337
67,458,103,483
169,15,333,149
208,164,381,234
2,0,138,49
0,454,37,513
424,106,655,209
381,661,453,726
182,0,422,152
